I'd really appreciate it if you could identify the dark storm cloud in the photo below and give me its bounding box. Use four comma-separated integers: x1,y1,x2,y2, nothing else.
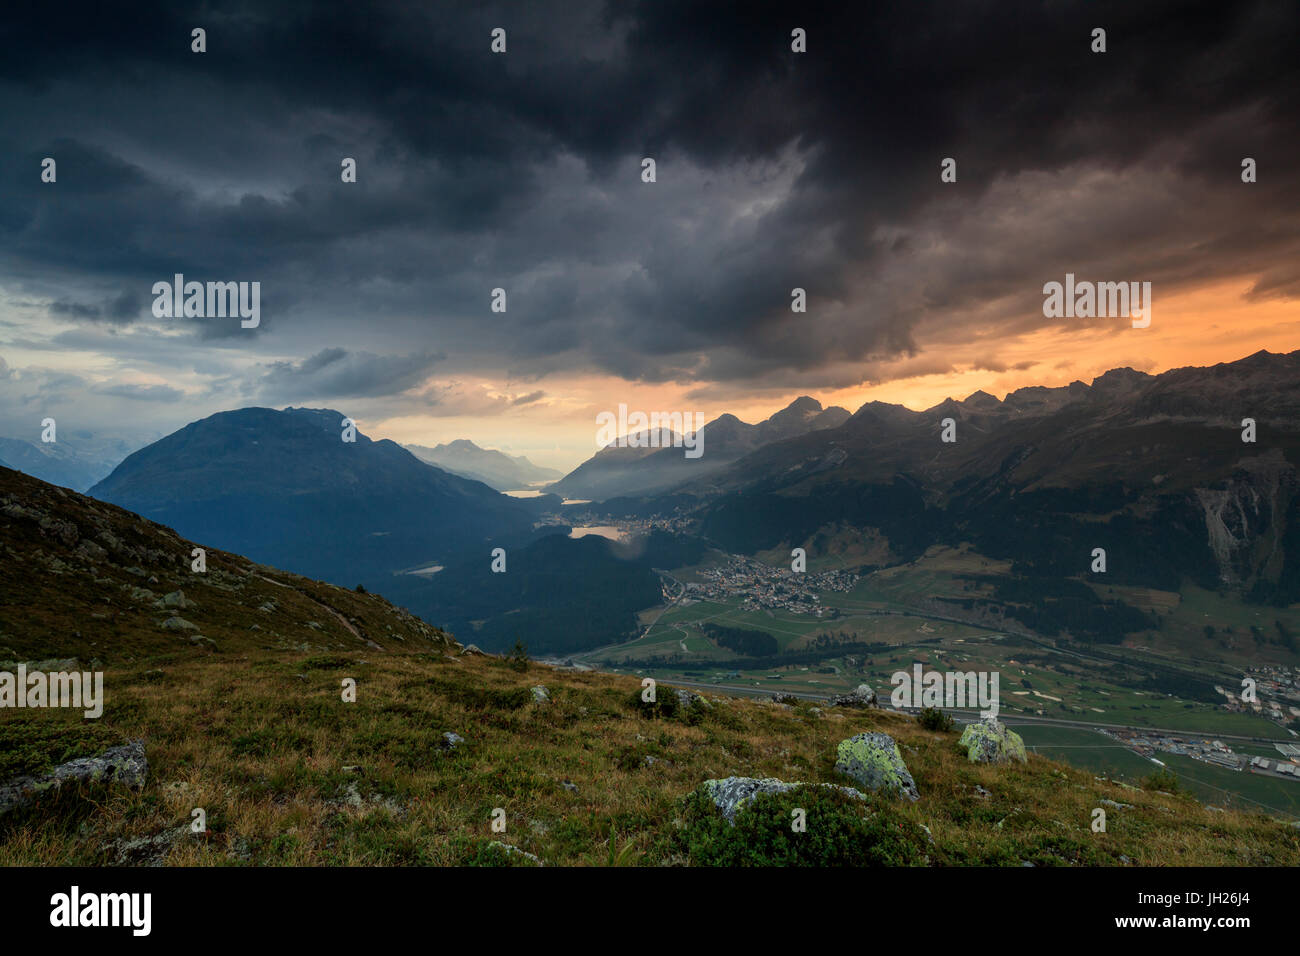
0,0,1296,389
254,348,446,402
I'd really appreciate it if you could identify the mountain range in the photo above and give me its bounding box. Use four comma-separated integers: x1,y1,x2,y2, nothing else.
405,439,561,491
545,396,851,500
0,433,145,493
661,350,1300,606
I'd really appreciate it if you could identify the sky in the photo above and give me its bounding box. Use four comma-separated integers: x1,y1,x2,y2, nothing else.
0,0,1296,471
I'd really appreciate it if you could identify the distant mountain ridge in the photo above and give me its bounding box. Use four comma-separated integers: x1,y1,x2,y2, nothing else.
676,350,1300,606
546,396,851,500
88,407,536,587
0,433,143,492
405,438,561,491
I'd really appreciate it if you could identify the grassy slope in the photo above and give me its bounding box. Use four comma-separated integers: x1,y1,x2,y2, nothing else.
0,465,450,663
2,649,1298,866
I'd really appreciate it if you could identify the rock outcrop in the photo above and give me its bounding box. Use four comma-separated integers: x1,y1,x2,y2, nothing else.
829,684,878,708
0,740,147,816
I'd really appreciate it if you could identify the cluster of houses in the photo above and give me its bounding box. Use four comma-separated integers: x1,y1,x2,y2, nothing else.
1215,664,1300,728
685,556,858,615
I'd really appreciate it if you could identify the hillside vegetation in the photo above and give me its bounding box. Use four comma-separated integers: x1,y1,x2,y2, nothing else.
3,648,1298,866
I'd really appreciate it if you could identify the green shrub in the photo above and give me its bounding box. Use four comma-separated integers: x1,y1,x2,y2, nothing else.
678,785,929,866
1141,768,1181,793
918,707,955,732
504,639,530,673
628,683,679,719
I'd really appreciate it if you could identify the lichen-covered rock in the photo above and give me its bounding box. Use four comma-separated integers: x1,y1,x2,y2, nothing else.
958,717,1028,765
0,740,147,816
675,687,705,709
701,776,868,824
829,683,878,708
531,685,549,703
834,733,919,800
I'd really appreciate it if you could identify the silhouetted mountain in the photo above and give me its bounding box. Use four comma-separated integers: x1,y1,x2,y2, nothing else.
88,407,535,586
546,397,850,500
405,438,561,491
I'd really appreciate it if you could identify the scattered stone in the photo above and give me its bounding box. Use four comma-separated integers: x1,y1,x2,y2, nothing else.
643,755,657,768
258,600,278,612
701,776,868,825
531,685,549,703
0,741,148,816
958,717,1028,765
562,780,579,794
442,732,465,751
974,785,991,799
160,616,199,632
1099,798,1133,810
459,644,483,656
834,733,919,801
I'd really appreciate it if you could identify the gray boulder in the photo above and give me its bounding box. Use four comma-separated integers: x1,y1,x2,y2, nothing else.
155,589,197,610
